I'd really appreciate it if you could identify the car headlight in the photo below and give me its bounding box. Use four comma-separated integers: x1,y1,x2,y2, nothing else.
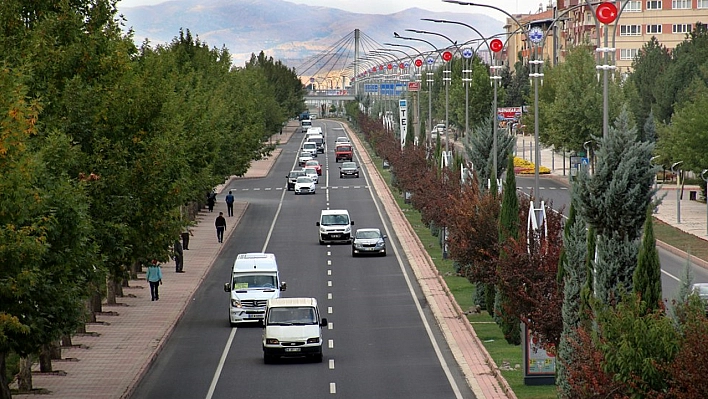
307,337,320,344
320,227,327,234
231,299,242,308
265,338,280,345
344,226,351,234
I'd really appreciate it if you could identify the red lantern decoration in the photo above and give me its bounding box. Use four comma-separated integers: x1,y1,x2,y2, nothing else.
596,2,618,24
387,63,393,70
399,63,405,69
490,39,503,53
414,59,423,67
442,51,453,62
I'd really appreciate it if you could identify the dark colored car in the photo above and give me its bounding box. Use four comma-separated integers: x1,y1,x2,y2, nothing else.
339,161,359,178
286,170,306,191
351,228,387,257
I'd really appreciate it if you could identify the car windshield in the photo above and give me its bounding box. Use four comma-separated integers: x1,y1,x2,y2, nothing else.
306,161,318,167
232,275,276,289
297,176,312,183
341,162,356,169
336,145,351,151
289,171,304,178
267,307,317,325
356,230,381,239
304,168,316,174
321,214,349,226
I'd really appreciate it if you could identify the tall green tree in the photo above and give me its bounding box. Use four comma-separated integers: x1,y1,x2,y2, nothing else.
495,152,521,345
633,205,663,312
574,109,656,305
625,37,671,128
464,117,514,189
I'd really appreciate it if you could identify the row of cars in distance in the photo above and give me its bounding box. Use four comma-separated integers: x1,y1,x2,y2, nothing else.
223,253,327,363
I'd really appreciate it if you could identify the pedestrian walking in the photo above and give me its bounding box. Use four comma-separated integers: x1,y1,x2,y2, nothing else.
174,240,184,273
225,190,235,217
146,260,163,301
207,190,216,212
215,212,226,243
181,226,192,250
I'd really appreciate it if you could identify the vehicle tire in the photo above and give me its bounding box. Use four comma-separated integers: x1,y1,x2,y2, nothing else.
313,352,323,363
319,239,325,245
264,354,274,364
351,248,356,257
340,174,343,178
381,250,387,257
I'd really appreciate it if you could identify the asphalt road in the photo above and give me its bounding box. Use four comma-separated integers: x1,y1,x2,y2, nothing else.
130,120,475,399
516,176,708,300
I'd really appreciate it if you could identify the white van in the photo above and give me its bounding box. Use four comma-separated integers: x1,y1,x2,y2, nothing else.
307,134,325,153
316,209,353,244
300,119,312,132
262,297,327,363
223,253,286,325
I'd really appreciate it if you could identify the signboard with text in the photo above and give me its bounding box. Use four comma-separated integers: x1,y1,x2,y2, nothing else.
399,99,407,147
408,81,420,91
497,106,522,121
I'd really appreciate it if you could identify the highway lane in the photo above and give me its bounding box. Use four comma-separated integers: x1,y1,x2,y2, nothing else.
131,119,475,399
517,176,708,300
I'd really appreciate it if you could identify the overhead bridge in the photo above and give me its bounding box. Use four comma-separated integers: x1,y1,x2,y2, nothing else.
304,90,356,102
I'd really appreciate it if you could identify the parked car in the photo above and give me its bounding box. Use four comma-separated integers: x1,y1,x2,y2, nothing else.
286,169,306,191
691,283,708,313
303,167,319,184
294,176,316,195
339,161,359,178
305,160,322,175
351,228,387,256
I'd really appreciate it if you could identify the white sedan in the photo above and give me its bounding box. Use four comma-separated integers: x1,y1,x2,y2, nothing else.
294,176,316,195
303,167,319,184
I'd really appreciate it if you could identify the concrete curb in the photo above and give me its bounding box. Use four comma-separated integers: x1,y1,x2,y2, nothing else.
344,122,515,399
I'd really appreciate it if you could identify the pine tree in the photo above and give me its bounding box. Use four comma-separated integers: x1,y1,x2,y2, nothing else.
573,108,656,305
495,152,521,345
556,199,588,397
633,205,663,312
465,116,514,189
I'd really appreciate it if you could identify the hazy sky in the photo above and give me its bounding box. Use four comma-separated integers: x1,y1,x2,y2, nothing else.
117,0,537,18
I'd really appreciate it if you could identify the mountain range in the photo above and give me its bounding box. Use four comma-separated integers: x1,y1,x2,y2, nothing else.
119,0,504,73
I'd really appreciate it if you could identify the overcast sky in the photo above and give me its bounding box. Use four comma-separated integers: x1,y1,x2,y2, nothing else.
117,0,538,18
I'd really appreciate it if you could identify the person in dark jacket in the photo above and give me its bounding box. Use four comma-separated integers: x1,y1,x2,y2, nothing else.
225,190,235,217
215,212,226,243
174,240,184,273
207,190,216,212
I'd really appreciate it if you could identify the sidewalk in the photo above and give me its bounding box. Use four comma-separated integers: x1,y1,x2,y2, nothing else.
13,122,299,399
510,135,708,268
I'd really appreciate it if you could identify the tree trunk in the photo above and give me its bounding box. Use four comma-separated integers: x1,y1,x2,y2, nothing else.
106,275,117,305
61,334,72,347
0,351,12,399
88,289,102,321
116,277,125,297
129,260,140,280
17,356,32,392
39,345,53,372
49,341,61,360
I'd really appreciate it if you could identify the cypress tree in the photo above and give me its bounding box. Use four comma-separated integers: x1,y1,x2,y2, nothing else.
556,199,588,397
633,205,663,312
495,152,521,345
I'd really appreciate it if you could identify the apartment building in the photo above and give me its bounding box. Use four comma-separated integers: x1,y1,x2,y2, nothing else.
503,0,708,73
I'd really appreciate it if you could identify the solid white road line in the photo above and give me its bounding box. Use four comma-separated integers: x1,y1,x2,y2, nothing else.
204,328,237,399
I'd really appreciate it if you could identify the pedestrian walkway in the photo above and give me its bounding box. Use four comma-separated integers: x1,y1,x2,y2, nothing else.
13,122,299,399
510,135,708,268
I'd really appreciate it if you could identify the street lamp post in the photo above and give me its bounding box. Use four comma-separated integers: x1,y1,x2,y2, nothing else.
671,161,683,224
378,48,418,146
385,42,433,146
392,33,442,149
702,169,708,236
405,29,459,158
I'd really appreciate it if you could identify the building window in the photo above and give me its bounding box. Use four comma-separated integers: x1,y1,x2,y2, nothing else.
620,48,639,60
621,25,643,36
672,24,692,33
646,0,662,9
700,0,708,8
672,0,691,8
647,24,663,34
626,1,642,11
